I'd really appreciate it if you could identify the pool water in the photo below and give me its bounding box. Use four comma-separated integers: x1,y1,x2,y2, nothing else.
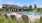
20,11,42,16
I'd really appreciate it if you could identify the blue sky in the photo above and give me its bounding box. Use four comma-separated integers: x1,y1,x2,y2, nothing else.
0,0,42,8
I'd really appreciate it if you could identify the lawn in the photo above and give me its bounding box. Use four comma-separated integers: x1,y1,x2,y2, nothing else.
0,15,19,23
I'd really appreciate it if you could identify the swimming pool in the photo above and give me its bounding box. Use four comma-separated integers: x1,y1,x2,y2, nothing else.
18,11,42,16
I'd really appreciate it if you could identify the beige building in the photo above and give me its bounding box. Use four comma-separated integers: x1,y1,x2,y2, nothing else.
2,4,23,12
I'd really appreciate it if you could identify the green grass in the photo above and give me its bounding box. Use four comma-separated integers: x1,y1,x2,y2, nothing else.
0,15,25,23
0,15,19,23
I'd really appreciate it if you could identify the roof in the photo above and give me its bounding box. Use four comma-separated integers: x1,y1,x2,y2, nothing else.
2,4,22,9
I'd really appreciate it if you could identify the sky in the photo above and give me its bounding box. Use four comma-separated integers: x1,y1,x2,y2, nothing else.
0,0,42,8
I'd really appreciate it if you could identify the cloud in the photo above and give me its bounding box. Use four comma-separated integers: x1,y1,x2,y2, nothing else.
6,2,21,5
0,0,2,8
0,6,2,8
6,2,14,4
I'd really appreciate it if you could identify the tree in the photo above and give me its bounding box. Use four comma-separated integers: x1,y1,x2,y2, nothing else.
34,4,37,9
29,5,32,11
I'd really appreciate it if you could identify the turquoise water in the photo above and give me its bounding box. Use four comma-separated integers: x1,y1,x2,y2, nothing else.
21,12,42,16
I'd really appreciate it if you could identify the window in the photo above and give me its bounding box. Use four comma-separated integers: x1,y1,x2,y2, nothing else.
3,7,5,9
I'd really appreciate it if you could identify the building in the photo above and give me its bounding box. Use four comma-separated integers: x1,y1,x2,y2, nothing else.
2,4,23,12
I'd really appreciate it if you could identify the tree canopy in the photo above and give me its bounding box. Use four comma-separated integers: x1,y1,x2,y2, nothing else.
34,4,37,9
28,5,32,11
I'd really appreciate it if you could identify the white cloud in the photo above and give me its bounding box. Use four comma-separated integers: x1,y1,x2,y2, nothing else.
0,6,2,8
6,2,21,5
0,0,2,8
6,2,16,5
